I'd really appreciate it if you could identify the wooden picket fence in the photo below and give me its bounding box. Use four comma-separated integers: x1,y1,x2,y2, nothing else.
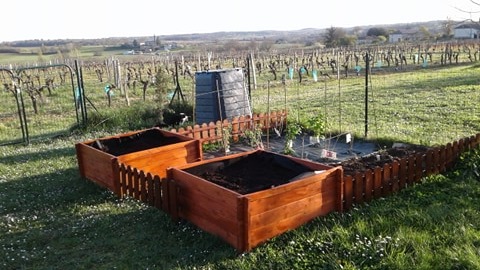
342,134,480,210
111,111,287,213
113,132,480,218
115,164,166,211
169,110,287,144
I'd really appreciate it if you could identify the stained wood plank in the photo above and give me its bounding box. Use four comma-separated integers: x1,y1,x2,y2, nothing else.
415,153,424,182
111,160,121,196
179,204,240,249
354,172,364,204
246,177,337,215
154,176,162,210
382,163,391,196
246,169,337,201
169,168,239,210
344,175,353,210
76,142,116,189
126,166,133,197
432,147,439,174
391,160,399,193
398,158,407,189
133,168,140,200
364,169,373,202
445,143,453,170
458,138,465,157
139,171,147,202
248,200,335,250
407,155,416,185
373,167,382,198
147,173,155,206
452,140,459,162
249,195,336,229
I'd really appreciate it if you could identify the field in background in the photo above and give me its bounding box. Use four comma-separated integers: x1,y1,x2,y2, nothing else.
250,63,480,146
1,54,479,147
1,48,480,269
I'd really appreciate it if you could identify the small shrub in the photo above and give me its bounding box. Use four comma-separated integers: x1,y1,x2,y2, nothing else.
303,114,326,137
82,103,159,132
454,145,480,181
162,101,194,127
242,124,264,148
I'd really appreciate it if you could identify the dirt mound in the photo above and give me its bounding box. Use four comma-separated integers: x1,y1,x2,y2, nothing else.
331,144,430,176
188,151,312,194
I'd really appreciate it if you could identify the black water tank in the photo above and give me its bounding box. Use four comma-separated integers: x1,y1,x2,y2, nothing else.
194,68,252,124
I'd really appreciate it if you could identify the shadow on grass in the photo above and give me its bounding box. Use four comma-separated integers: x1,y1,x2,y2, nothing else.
0,167,237,269
259,173,480,269
0,145,75,166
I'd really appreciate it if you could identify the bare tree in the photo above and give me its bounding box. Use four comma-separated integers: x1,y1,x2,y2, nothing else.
324,27,346,48
454,0,480,19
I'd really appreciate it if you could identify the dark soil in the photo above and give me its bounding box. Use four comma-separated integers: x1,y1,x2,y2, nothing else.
89,129,185,156
187,151,312,194
331,144,431,176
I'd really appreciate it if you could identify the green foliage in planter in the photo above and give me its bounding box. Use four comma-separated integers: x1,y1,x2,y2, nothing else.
202,141,222,152
241,124,264,148
285,119,303,141
303,114,326,137
220,123,232,153
284,118,303,155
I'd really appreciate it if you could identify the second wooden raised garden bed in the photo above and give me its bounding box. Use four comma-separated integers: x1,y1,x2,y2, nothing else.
75,128,202,194
165,150,343,252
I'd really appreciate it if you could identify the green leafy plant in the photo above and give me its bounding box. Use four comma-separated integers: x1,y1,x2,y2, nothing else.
455,145,480,181
202,141,222,152
303,114,326,137
284,119,303,155
242,124,264,149
221,123,232,153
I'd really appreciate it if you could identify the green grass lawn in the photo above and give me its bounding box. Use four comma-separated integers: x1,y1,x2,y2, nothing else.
1,59,480,269
250,63,480,146
1,136,479,269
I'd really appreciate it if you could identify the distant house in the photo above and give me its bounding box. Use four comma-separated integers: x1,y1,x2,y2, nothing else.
388,29,419,43
454,22,480,39
389,31,403,43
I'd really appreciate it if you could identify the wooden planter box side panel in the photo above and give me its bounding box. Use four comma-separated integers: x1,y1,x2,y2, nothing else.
167,151,344,252
247,168,339,213
168,168,243,248
245,167,342,250
76,128,202,193
118,140,202,178
75,142,116,190
174,149,259,170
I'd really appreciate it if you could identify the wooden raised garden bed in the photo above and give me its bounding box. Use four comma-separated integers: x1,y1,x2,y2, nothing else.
75,128,202,194
165,150,343,252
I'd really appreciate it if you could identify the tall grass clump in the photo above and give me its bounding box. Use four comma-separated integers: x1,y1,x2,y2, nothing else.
82,102,160,132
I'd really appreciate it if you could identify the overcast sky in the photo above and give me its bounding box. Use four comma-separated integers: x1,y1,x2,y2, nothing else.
1,0,476,42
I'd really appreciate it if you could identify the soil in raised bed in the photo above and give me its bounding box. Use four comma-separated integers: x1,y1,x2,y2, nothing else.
331,144,430,176
88,129,184,156
191,151,313,194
